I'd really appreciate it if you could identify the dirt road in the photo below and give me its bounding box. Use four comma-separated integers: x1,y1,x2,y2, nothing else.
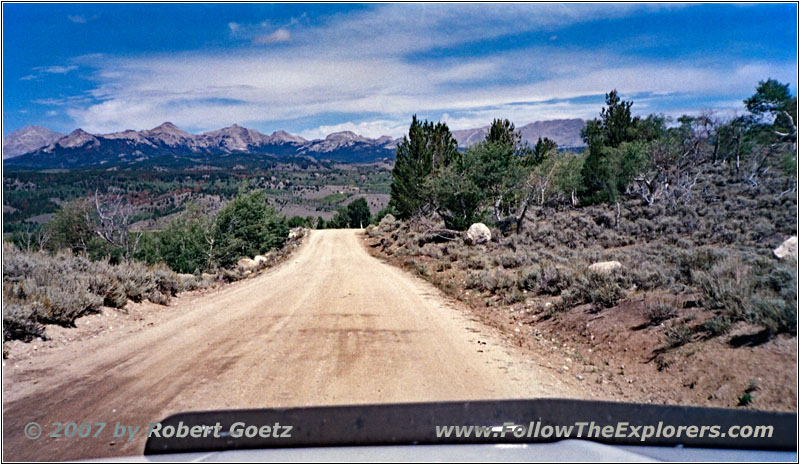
3,230,575,460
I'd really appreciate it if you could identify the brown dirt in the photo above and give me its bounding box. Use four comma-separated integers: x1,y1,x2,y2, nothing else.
2,229,580,461
366,237,797,414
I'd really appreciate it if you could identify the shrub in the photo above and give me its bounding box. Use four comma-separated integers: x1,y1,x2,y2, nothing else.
494,252,523,269
565,270,627,309
645,301,677,326
664,323,694,348
30,277,103,326
2,243,204,341
694,257,751,315
749,295,797,335
466,270,516,292
518,264,571,295
703,315,734,337
89,274,128,308
152,264,181,298
2,302,45,342
695,257,797,336
114,261,157,303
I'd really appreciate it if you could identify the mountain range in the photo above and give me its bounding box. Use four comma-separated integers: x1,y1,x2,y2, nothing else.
451,118,585,149
3,119,585,169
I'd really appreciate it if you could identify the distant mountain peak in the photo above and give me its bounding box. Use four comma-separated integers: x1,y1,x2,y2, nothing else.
153,121,180,131
2,125,65,159
5,118,583,168
325,131,370,143
56,128,99,149
269,130,306,144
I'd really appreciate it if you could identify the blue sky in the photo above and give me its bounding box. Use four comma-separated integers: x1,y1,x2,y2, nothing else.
2,3,797,138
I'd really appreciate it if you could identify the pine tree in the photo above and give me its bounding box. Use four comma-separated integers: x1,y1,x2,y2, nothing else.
389,115,458,218
580,90,640,204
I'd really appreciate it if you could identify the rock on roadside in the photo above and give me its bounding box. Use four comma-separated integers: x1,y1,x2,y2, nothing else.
237,258,258,272
465,223,491,245
773,236,798,260
588,261,622,273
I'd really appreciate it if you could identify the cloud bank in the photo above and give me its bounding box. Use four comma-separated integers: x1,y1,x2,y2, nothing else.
31,4,796,137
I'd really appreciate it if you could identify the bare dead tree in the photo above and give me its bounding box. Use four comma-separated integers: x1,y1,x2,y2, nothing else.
93,188,142,259
493,188,534,234
18,222,35,253
35,223,53,252
632,116,714,208
773,110,797,150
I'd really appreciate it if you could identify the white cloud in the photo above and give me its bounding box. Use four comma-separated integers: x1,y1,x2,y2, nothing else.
253,28,291,44
67,14,97,24
57,4,795,136
36,65,78,74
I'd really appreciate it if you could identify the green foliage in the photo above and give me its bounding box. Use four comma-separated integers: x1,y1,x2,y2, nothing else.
531,137,558,166
287,216,312,228
426,150,484,230
140,207,215,274
326,198,372,228
580,90,647,204
745,78,796,125
46,199,97,253
486,118,522,147
389,115,459,218
345,198,371,228
212,190,288,268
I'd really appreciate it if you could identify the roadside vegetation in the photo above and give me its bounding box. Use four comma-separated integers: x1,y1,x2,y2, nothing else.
367,79,797,408
3,188,304,343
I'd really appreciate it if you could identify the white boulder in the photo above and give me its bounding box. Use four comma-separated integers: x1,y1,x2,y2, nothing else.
288,227,306,241
588,261,622,273
465,223,492,245
773,236,798,260
237,258,257,271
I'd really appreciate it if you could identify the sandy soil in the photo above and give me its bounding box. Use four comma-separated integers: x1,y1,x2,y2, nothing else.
2,230,579,461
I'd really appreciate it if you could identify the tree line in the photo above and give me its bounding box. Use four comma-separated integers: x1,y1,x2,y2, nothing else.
388,79,797,231
13,189,289,273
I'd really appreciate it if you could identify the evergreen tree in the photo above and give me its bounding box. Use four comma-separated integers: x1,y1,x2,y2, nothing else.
389,115,458,219
580,90,642,203
345,198,371,228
